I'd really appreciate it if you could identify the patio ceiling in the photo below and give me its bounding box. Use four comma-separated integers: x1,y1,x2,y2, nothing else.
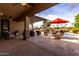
0,3,58,21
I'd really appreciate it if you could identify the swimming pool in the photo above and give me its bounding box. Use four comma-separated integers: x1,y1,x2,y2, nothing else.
63,33,79,38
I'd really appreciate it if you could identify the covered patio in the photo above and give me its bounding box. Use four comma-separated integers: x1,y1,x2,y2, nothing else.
0,3,57,40
0,3,59,56
0,3,79,56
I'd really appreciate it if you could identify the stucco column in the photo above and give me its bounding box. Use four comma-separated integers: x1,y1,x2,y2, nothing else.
26,16,30,39
23,16,30,40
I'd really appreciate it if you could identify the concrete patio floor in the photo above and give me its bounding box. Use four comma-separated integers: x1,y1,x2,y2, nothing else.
0,34,79,56
0,39,55,56
29,35,79,56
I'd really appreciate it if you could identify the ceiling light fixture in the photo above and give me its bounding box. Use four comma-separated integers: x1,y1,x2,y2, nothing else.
21,3,26,6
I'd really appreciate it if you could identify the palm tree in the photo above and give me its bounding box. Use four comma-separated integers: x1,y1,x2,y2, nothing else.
75,13,79,28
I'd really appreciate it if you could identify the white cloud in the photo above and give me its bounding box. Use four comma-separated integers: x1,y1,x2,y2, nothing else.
38,14,74,22
43,14,58,20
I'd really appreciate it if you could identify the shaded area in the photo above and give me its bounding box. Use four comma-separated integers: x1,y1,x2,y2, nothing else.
0,39,55,56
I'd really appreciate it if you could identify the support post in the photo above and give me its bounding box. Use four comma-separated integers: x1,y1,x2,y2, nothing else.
23,18,26,40
23,16,30,40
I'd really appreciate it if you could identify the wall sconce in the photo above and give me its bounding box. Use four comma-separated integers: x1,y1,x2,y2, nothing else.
0,12,3,16
9,16,13,21
9,19,12,21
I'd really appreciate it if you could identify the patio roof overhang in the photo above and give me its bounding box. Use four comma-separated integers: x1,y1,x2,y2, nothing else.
0,3,58,22
30,16,48,23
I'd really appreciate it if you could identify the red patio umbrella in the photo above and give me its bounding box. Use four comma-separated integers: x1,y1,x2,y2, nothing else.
50,18,69,24
50,18,69,27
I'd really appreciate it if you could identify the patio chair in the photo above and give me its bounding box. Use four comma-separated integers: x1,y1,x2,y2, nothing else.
53,30,63,40
35,31,41,36
30,30,35,37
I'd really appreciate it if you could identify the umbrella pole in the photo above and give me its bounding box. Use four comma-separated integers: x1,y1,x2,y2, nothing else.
57,24,59,28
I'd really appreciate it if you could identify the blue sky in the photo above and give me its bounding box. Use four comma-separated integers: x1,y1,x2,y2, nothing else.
34,3,79,27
